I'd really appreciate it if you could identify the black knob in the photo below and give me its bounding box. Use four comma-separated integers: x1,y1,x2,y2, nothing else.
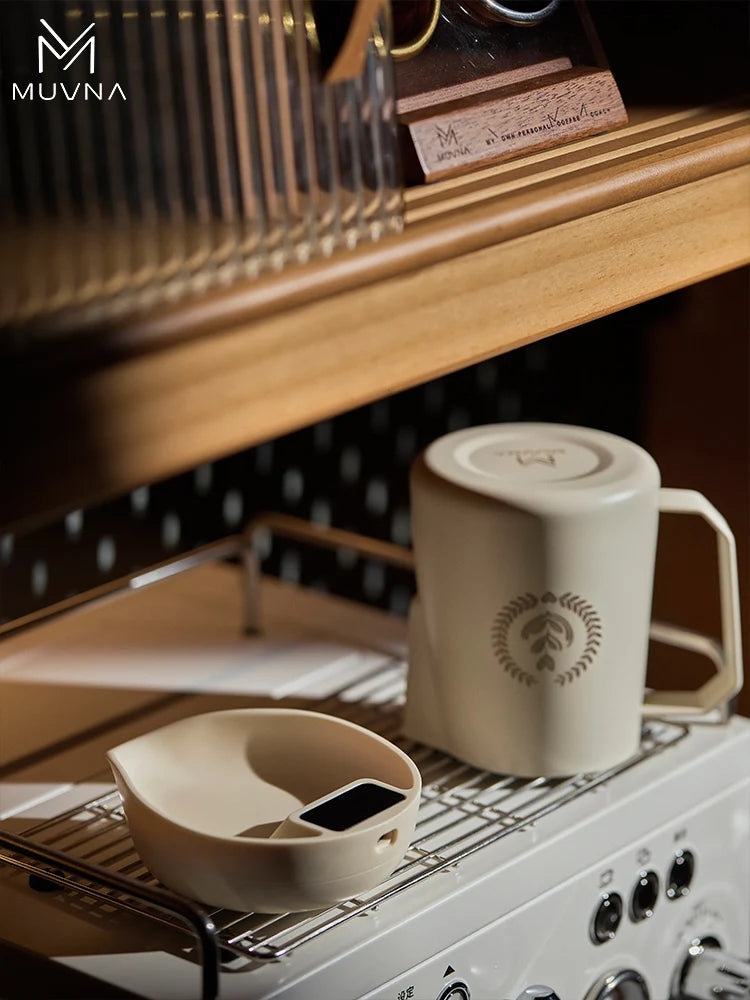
630,870,659,922
586,970,650,999
667,849,695,900
591,892,623,944
438,983,471,1000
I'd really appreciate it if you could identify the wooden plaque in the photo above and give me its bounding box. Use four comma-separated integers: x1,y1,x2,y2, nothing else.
395,1,628,183
403,66,626,182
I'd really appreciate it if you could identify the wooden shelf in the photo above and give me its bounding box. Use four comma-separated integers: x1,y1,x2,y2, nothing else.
4,103,749,532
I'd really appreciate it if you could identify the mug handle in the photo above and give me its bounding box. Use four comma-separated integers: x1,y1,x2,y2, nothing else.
642,488,743,717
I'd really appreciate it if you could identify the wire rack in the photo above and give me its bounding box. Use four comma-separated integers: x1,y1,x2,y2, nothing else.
0,523,698,999
1,655,688,999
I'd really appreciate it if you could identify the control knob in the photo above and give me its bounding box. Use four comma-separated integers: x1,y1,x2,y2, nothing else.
437,983,471,1000
516,989,561,1000
679,942,750,999
586,970,650,999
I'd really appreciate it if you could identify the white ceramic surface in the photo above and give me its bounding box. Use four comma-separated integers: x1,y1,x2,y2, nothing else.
405,423,743,777
107,709,421,912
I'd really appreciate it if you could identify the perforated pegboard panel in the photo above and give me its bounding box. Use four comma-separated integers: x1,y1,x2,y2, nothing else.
0,298,666,625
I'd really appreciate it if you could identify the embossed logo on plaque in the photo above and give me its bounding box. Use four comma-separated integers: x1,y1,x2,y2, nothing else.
491,591,602,687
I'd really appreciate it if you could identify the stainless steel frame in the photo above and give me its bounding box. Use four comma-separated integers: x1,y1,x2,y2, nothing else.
0,513,729,1000
0,672,687,995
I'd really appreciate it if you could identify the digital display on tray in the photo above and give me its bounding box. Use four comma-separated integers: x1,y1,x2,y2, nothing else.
300,783,405,832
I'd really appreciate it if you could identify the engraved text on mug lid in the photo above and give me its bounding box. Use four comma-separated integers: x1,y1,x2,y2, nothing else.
458,436,606,483
424,424,657,504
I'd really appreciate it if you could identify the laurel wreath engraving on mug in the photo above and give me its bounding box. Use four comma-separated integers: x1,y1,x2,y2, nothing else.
491,592,602,687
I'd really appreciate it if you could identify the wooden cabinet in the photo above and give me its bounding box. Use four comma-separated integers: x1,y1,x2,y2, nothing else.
4,102,749,531
2,3,749,540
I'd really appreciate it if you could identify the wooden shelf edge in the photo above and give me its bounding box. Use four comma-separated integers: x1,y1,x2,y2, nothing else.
4,160,749,533
35,104,749,362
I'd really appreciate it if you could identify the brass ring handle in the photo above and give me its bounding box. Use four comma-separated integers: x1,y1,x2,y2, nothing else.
392,0,442,62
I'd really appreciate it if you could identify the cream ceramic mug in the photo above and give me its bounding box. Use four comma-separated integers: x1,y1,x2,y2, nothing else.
404,423,743,777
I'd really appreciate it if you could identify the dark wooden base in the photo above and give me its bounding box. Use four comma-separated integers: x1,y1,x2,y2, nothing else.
401,65,628,183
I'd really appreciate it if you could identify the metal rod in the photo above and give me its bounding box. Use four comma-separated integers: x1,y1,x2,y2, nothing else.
0,829,219,1000
0,537,242,638
242,512,414,633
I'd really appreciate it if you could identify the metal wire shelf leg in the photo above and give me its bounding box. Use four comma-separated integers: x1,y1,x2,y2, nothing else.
0,829,220,1000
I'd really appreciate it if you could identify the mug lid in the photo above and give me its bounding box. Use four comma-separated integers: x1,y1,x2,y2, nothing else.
423,423,660,505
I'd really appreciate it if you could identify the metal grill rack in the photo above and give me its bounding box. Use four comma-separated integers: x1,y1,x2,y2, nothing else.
1,656,688,997
0,518,708,999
